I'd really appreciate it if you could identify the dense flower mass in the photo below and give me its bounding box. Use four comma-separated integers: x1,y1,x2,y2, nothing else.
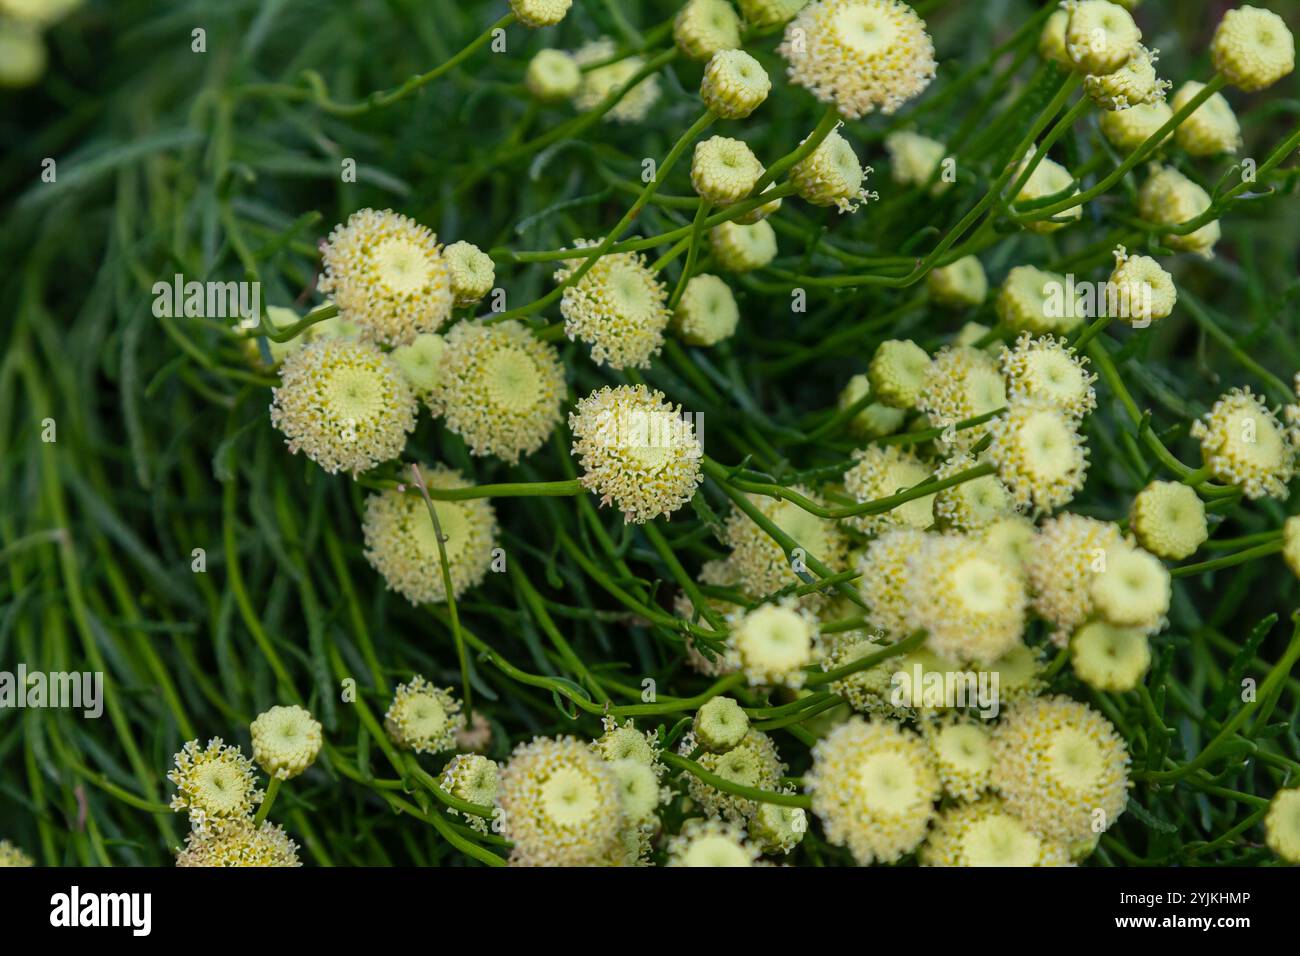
12,0,1300,878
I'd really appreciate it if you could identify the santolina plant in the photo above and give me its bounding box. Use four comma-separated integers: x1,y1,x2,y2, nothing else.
1,0,1299,874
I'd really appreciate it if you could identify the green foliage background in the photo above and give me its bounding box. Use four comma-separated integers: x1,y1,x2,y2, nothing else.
1,0,1298,866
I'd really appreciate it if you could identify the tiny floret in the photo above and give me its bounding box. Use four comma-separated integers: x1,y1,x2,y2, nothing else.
176,820,300,867
1071,621,1150,692
727,601,819,688
1265,787,1300,863
868,338,932,409
928,256,987,309
667,818,759,866
694,696,751,754
986,398,1090,513
710,220,778,272
1000,332,1096,419
1064,0,1141,74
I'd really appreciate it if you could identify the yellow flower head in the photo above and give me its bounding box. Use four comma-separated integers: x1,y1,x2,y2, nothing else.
497,736,624,866
1129,480,1207,560
390,332,446,405
728,600,820,688
928,256,987,309
924,717,994,801
932,452,1017,532
710,219,778,272
691,135,765,205
1084,45,1169,111
525,49,581,101
429,319,565,464
997,264,1079,335
1099,100,1173,152
868,337,932,409
250,705,322,780
779,0,937,119
510,0,571,28
856,527,928,641
674,0,742,61
361,466,498,605
1171,81,1241,155
700,48,771,118
168,738,263,827
790,126,875,212
806,717,940,864
920,796,1071,867
723,488,850,607
917,345,1008,451
674,273,740,347
175,819,300,867
441,754,501,834
317,208,453,346
904,532,1028,664
1071,620,1150,692
1106,249,1176,324
1137,166,1221,258
574,40,662,123
694,696,752,754
749,801,808,855
842,444,935,534
1190,386,1296,499
1211,5,1295,92
1064,0,1141,74
0,840,34,867
838,374,906,438
384,677,465,755
555,243,670,368
667,818,759,866
884,130,949,194
1014,152,1082,233
1000,332,1097,419
270,339,417,476
991,695,1130,844
1265,787,1300,863
987,398,1090,513
569,384,704,524
442,241,495,307
679,727,786,821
